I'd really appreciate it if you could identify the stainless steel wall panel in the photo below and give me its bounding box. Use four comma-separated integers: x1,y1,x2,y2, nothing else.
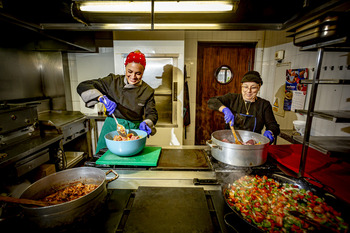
0,48,42,101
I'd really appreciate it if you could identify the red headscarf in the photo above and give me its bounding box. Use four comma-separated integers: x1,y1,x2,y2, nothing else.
124,50,146,69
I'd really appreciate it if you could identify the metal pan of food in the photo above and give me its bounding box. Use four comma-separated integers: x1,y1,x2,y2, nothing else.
222,170,349,233
206,130,270,167
19,167,118,229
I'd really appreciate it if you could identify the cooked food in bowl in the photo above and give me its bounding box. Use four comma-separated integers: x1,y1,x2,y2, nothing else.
105,129,147,156
113,133,140,141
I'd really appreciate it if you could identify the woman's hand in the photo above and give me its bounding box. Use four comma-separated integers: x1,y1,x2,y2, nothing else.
263,130,274,143
139,121,152,137
222,107,234,126
99,95,117,114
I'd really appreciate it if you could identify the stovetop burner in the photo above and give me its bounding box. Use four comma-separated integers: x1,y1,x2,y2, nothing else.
204,149,279,173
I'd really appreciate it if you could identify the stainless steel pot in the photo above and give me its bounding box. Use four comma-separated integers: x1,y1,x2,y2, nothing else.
19,167,118,228
206,130,270,167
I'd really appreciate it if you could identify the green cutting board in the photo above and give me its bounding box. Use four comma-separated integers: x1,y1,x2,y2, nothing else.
96,147,162,166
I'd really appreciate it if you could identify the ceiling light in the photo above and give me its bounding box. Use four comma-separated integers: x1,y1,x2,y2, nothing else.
78,1,233,13
155,1,233,12
40,23,152,30
79,1,151,13
154,23,222,30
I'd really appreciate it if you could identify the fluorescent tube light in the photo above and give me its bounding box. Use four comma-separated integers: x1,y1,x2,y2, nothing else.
79,1,151,13
154,23,221,29
79,1,233,13
155,1,233,12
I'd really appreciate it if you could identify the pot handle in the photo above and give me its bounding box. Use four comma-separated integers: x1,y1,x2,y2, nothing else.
105,169,119,183
206,140,221,150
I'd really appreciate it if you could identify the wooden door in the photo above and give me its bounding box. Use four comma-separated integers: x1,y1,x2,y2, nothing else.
195,42,256,145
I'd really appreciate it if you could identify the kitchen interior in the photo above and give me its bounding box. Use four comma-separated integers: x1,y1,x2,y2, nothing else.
1,0,350,232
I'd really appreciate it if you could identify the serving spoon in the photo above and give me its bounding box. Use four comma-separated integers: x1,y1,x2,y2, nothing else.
99,96,127,137
229,121,242,144
0,195,62,207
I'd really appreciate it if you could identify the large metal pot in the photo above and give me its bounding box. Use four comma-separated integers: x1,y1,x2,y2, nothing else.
19,167,118,228
206,130,270,167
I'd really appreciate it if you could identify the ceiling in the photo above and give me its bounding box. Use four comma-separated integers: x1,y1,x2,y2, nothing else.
0,0,349,51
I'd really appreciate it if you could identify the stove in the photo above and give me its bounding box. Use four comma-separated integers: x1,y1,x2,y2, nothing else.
0,104,62,182
0,147,284,233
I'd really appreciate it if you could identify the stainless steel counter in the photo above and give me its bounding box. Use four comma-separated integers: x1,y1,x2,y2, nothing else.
105,170,221,191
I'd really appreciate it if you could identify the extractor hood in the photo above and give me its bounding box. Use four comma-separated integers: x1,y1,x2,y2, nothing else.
0,0,349,52
1,0,350,31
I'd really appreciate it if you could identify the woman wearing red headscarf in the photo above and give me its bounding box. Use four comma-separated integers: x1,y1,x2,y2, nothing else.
77,50,158,153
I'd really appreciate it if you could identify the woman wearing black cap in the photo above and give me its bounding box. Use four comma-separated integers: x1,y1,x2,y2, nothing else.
207,71,280,143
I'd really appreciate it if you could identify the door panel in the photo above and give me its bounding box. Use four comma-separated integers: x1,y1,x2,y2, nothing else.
195,43,256,145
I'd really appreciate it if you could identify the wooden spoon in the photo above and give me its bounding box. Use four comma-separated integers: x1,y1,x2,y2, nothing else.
0,195,61,207
229,121,242,144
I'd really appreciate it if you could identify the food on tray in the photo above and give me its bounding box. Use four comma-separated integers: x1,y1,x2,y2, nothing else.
40,183,98,203
222,138,261,145
113,133,140,141
224,175,348,233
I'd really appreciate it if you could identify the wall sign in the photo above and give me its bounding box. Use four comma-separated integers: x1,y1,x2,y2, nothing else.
283,68,308,111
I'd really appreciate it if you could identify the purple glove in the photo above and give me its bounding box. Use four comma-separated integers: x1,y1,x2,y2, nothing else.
99,95,117,115
139,121,152,137
222,107,234,126
263,130,274,143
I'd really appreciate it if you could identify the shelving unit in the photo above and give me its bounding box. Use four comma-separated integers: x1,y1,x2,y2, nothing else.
287,17,350,177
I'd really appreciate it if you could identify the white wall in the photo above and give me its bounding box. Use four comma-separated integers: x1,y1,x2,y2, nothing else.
261,41,350,136
69,47,115,113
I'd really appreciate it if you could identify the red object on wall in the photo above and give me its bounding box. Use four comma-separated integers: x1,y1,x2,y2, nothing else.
268,144,350,204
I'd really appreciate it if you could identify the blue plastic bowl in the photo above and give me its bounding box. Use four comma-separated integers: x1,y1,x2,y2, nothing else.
105,129,147,156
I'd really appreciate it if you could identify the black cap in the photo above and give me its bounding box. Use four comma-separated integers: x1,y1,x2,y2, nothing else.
241,71,263,85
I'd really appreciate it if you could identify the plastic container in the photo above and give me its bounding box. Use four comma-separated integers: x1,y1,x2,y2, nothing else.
293,120,306,136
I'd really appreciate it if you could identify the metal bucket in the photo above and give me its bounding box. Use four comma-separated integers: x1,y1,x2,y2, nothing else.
206,130,270,167
19,167,118,228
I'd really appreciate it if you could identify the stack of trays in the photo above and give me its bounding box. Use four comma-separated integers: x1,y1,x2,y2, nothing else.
288,12,349,47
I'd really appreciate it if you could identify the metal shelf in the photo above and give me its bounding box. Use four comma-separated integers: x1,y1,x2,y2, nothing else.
293,136,350,157
295,110,350,123
299,37,350,52
300,79,350,84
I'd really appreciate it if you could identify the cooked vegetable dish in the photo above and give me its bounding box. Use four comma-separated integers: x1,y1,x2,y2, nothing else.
224,175,348,233
113,133,140,141
40,183,98,203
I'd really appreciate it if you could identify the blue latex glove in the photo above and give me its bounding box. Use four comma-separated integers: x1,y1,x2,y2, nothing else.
263,130,274,143
99,95,117,115
139,121,152,137
222,107,234,126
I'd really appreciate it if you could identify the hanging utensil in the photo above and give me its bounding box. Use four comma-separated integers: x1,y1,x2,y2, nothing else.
99,96,127,137
229,121,242,144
